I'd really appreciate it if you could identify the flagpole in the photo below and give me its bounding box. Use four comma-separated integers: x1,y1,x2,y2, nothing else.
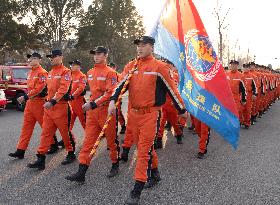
89,60,139,158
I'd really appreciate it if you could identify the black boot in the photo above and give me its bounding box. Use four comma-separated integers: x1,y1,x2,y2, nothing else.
253,115,257,122
144,168,161,189
57,140,65,148
244,125,249,129
120,125,126,134
188,124,195,130
47,143,59,155
176,135,183,144
197,150,207,159
125,181,145,205
154,138,163,149
27,154,46,170
61,151,76,165
47,135,59,154
165,122,171,131
120,147,130,162
107,162,119,178
8,149,25,159
251,117,255,125
65,164,88,183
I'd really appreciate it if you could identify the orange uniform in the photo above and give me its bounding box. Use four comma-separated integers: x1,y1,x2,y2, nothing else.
158,69,183,141
253,70,264,115
111,56,186,183
249,69,260,118
69,70,87,130
260,71,267,112
78,63,119,166
226,70,247,124
158,95,183,139
193,117,210,153
37,64,75,154
16,65,49,150
242,71,257,127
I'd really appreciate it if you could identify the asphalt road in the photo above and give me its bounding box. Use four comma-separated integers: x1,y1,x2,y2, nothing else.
0,99,280,205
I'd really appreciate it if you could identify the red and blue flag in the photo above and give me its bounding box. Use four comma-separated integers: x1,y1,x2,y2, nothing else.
150,0,240,148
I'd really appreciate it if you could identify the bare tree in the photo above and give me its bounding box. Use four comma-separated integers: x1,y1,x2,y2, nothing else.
213,0,231,61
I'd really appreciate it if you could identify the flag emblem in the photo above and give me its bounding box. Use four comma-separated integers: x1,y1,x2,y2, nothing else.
185,29,220,82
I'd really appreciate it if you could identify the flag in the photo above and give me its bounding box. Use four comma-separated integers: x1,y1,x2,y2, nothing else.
150,0,240,148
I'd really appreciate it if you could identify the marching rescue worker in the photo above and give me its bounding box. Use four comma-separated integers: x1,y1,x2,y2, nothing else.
242,64,257,129
259,65,267,117
56,60,87,150
248,62,260,124
8,52,59,158
260,66,268,115
27,50,76,170
108,36,188,205
65,46,120,182
193,116,210,159
109,62,126,134
253,64,265,119
226,60,247,124
69,60,87,130
155,59,184,149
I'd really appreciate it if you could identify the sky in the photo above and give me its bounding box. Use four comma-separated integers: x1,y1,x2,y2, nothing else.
84,0,280,68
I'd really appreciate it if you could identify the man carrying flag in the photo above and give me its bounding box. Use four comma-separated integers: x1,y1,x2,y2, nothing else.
108,36,188,205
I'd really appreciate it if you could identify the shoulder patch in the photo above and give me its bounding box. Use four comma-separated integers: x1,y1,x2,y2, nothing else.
111,77,117,85
40,76,46,81
64,74,71,81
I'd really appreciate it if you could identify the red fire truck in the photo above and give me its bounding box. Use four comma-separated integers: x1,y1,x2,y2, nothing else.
0,64,31,111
